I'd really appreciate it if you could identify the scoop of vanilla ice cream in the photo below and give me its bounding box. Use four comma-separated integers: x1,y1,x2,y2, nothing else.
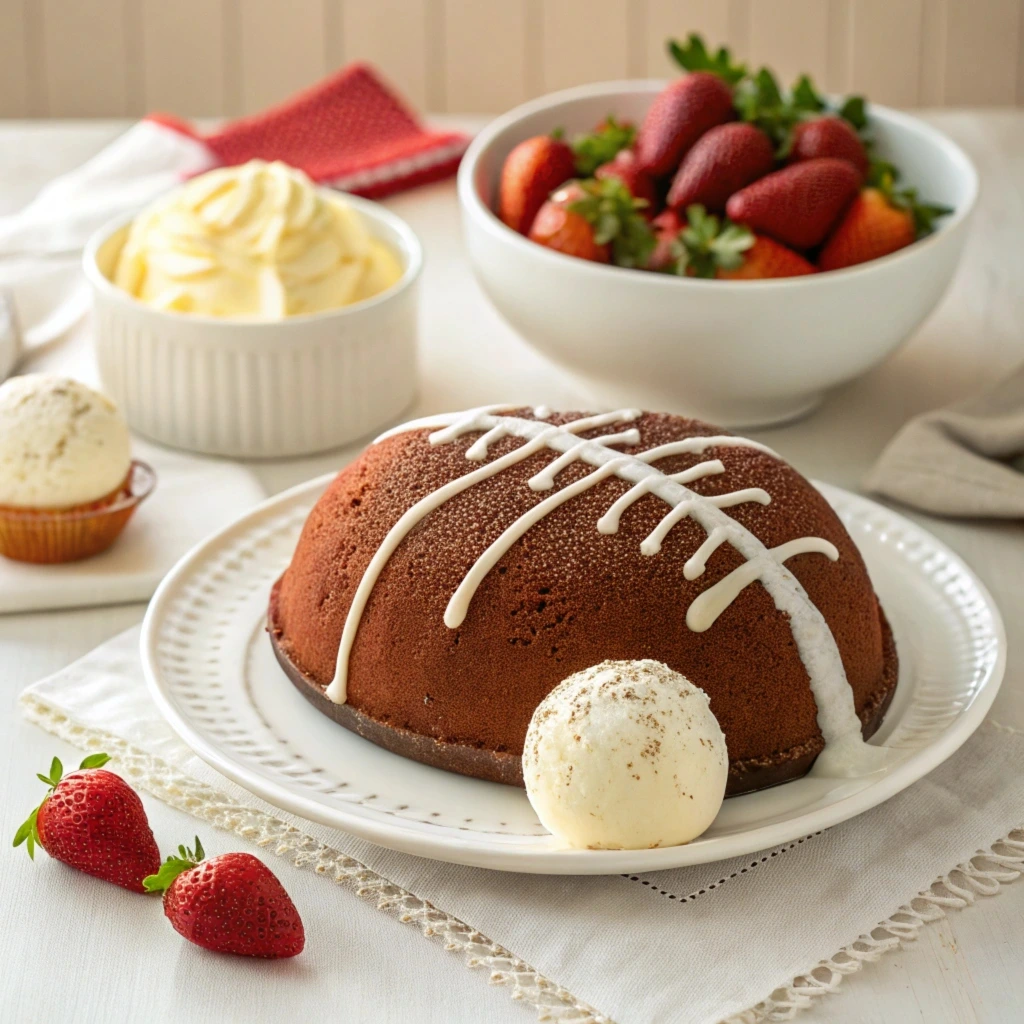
113,159,403,319
0,375,132,509
523,660,728,850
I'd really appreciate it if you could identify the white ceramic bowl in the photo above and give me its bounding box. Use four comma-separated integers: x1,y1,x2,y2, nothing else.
459,81,979,427
85,193,422,458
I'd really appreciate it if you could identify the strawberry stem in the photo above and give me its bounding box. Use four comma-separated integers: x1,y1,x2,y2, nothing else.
668,34,747,85
571,117,636,176
143,836,205,893
566,177,655,269
13,752,112,861
670,205,755,278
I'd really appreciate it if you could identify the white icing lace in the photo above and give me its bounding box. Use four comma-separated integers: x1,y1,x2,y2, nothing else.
21,691,1024,1024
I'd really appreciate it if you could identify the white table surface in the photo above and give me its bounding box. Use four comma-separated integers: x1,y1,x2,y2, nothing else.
1,115,1022,1024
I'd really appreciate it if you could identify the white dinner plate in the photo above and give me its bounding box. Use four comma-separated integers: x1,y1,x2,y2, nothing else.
141,475,1005,874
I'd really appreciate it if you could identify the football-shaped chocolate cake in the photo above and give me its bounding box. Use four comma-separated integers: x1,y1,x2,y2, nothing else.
269,407,897,795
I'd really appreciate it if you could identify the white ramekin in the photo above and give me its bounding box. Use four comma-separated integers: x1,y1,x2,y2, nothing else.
84,193,422,458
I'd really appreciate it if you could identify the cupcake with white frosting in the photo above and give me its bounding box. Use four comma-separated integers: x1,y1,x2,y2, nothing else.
0,375,154,563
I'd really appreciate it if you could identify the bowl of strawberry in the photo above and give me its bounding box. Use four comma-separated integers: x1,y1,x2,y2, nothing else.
458,35,977,426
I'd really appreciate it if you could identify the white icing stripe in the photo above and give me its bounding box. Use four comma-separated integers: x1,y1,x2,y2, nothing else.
529,430,640,490
684,526,730,580
597,460,725,535
445,459,630,628
374,405,517,444
327,408,885,776
637,435,780,462
686,538,840,632
640,488,770,556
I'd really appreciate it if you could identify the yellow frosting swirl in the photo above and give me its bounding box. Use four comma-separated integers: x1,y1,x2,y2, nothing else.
113,160,403,319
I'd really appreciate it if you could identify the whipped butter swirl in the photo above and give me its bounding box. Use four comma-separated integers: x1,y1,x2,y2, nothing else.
114,160,402,319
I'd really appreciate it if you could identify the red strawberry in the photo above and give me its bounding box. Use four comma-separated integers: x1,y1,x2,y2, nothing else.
818,186,950,271
725,158,861,250
498,134,577,234
788,116,869,179
595,149,658,209
667,122,775,213
647,209,684,270
14,753,161,893
719,236,816,279
529,183,611,263
530,178,655,267
635,72,735,177
145,837,305,959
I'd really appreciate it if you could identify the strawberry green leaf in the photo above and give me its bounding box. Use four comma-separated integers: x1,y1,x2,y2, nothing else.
671,205,755,278
79,753,111,770
838,95,868,132
550,127,565,141
791,74,825,113
668,34,747,85
571,117,636,176
884,185,953,238
866,158,901,190
13,807,41,861
733,68,796,148
568,177,655,269
909,198,953,237
48,757,63,785
143,856,193,893
144,836,205,893
36,773,54,786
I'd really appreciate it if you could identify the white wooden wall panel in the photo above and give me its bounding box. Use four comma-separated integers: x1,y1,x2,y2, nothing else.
944,0,1021,105
0,0,30,117
747,0,830,90
918,0,948,106
236,0,329,114
540,0,631,92
139,0,230,117
338,0,431,109
849,0,923,107
38,0,132,117
441,0,530,113
3,0,1024,118
823,0,850,94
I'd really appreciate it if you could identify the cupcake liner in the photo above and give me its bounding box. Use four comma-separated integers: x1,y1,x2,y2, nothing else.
0,461,156,565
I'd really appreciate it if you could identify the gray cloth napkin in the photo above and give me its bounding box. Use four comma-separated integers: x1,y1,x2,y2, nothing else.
865,364,1024,517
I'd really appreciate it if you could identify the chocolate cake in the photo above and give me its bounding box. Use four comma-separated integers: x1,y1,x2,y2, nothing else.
269,407,898,795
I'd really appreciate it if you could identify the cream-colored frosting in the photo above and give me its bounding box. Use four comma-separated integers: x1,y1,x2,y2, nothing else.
0,375,131,509
523,660,728,850
113,160,402,319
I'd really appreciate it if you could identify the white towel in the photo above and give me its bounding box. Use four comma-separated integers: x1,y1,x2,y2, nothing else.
865,364,1024,518
0,121,215,380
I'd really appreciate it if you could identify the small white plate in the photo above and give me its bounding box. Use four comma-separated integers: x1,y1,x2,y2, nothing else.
141,476,1005,874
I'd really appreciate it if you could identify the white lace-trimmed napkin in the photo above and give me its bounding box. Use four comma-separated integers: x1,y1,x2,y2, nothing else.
0,440,264,614
20,626,1024,1024
865,364,1024,518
